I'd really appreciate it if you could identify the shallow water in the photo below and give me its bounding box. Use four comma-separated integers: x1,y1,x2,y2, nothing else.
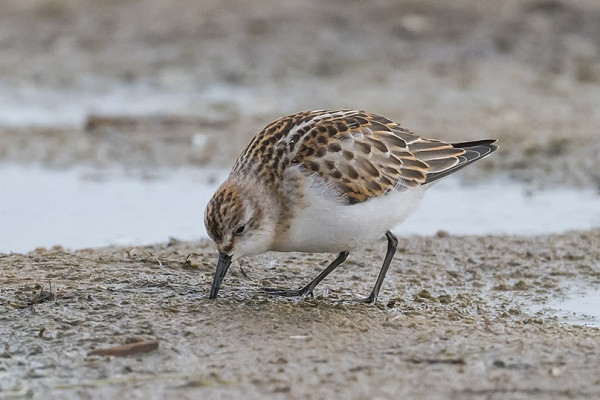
1,165,600,254
401,180,600,235
538,288,600,328
0,165,225,253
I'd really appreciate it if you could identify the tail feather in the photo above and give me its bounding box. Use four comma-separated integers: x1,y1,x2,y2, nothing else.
424,139,498,184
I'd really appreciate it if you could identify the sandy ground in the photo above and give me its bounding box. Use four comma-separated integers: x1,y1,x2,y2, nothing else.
1,231,600,399
1,0,600,398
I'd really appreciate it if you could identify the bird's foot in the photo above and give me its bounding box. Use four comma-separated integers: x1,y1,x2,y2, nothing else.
360,293,377,305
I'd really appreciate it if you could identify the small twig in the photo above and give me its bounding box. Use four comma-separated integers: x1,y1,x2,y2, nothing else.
407,358,465,365
147,251,163,267
87,340,159,357
185,252,203,262
55,373,234,389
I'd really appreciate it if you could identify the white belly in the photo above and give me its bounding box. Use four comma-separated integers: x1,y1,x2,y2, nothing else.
271,180,426,253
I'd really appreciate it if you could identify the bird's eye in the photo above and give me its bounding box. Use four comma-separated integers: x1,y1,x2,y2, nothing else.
234,225,246,235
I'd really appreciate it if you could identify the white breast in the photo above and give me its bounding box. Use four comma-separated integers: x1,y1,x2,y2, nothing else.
271,175,426,253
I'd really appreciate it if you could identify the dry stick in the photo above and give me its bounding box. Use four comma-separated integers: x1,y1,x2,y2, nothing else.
87,340,159,357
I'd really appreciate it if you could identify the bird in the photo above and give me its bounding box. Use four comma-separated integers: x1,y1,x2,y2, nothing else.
204,109,497,302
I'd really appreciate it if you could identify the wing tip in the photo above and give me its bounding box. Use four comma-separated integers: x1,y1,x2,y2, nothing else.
452,139,498,154
423,139,498,184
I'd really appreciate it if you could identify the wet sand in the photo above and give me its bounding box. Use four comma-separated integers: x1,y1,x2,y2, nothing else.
1,231,599,399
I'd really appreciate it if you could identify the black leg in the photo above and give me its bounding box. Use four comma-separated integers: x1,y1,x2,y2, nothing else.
262,251,349,298
363,231,398,304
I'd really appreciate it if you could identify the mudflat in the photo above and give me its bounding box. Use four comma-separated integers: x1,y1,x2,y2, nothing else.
2,231,599,399
1,0,600,398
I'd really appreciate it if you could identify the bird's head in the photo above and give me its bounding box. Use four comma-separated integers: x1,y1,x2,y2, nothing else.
204,179,277,298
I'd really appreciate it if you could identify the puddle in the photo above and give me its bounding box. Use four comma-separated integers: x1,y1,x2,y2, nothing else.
537,288,600,328
1,165,600,253
0,165,227,253
401,179,600,235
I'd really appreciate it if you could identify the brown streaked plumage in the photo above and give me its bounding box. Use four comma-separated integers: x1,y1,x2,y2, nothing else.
204,109,498,302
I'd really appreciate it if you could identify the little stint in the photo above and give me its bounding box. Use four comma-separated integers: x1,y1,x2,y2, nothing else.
204,110,497,302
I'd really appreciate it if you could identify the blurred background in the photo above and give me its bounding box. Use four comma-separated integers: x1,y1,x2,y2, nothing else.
1,0,600,251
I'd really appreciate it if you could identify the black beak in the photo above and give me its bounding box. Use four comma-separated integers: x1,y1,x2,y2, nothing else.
209,252,232,299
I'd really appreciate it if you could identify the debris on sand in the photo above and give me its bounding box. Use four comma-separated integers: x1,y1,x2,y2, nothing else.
87,340,159,357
